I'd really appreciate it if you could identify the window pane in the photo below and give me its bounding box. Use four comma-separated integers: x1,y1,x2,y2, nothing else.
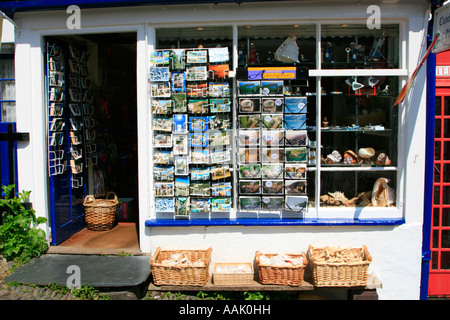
0,101,15,122
321,24,399,69
433,207,440,227
443,208,450,227
442,230,450,248
0,80,15,101
442,252,450,269
436,96,442,116
432,251,438,269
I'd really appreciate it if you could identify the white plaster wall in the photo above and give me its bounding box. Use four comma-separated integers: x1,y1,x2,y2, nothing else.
12,0,430,299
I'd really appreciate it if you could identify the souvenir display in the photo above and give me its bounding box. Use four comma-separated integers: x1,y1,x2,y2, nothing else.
173,114,188,133
285,164,307,179
155,197,175,213
262,164,283,179
188,99,209,114
155,182,174,197
284,96,307,113
261,114,283,129
239,196,261,211
149,67,170,82
211,198,232,212
175,197,189,216
191,167,210,181
239,130,259,146
175,176,190,197
239,180,261,194
152,99,172,114
261,196,284,211
190,198,210,213
239,98,260,113
154,166,174,181
211,182,232,197
153,134,172,148
239,164,261,179
262,180,284,195
173,134,188,155
261,97,283,113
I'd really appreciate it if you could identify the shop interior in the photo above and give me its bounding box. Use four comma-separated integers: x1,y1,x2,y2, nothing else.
45,32,139,252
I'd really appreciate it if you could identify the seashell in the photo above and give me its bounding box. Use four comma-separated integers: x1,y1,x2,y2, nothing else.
376,153,391,165
343,150,358,164
358,147,375,159
326,150,342,163
371,177,395,206
328,191,348,203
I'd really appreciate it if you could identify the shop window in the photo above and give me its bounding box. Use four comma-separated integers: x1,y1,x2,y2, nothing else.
0,56,16,123
149,23,401,223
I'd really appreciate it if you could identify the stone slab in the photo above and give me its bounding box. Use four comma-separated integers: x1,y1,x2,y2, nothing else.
4,254,151,288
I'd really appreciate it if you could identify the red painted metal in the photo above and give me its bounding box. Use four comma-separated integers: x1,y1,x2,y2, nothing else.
430,52,450,296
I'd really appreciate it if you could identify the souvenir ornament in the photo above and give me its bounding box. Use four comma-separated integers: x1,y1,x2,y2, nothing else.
371,177,395,207
275,35,300,63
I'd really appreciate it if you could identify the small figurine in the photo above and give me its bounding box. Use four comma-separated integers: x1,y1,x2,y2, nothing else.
248,42,256,64
324,42,333,63
322,116,329,127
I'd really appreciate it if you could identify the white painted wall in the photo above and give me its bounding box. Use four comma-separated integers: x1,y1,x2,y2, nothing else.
12,0,430,299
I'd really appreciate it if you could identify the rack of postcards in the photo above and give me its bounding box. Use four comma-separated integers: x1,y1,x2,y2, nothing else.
67,44,92,189
236,74,309,215
150,47,233,218
47,42,67,177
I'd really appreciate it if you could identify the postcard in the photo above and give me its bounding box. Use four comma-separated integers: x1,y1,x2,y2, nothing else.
239,130,259,146
186,50,208,64
153,150,173,165
191,149,209,164
285,164,307,179
154,182,174,197
175,197,189,216
210,98,231,112
188,99,209,114
262,180,284,195
262,98,283,113
261,164,283,179
211,198,232,212
285,147,308,162
209,115,231,130
190,132,209,147
239,180,261,194
261,80,284,95
154,166,174,181
173,114,188,133
284,114,307,130
186,66,208,81
239,98,260,113
190,182,211,196
210,148,231,163
262,148,284,162
285,196,308,211
238,81,260,95
211,182,232,197
150,50,170,65
152,99,172,114
170,49,185,70
238,148,260,163
151,82,171,97
261,114,283,129
208,64,230,79
284,96,307,113
153,134,172,148
173,134,188,155
239,164,261,179
190,198,210,213
175,176,190,197
187,83,208,97
149,67,170,82
209,83,230,97
172,93,187,113
155,197,175,213
210,165,231,180
174,156,189,175
261,130,284,147
239,196,261,211
208,47,229,63
261,196,284,211
285,180,307,195
191,167,210,181
210,130,230,146
285,130,307,146
239,115,260,129
171,72,186,92
189,116,209,132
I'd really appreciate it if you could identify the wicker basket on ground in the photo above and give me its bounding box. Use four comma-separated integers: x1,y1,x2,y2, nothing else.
308,245,372,287
150,247,212,286
255,251,308,286
83,192,118,231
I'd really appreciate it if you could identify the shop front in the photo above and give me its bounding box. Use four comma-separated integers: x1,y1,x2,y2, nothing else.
0,0,431,299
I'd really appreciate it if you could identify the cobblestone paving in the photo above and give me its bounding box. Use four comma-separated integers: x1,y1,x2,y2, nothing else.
0,283,77,300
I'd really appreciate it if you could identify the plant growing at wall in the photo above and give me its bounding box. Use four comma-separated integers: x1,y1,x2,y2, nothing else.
0,185,48,264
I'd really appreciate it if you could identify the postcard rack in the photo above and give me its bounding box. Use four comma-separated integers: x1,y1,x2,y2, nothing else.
150,47,234,218
236,78,310,215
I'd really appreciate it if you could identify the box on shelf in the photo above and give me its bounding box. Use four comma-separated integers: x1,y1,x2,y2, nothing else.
213,262,254,286
117,197,136,222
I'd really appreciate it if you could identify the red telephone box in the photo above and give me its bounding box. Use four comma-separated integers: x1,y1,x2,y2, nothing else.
430,50,450,297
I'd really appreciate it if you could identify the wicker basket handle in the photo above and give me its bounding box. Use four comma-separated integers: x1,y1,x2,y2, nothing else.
106,191,118,204
83,195,96,206
150,247,161,264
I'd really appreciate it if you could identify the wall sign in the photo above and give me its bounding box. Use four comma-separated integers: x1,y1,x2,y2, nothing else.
248,67,297,80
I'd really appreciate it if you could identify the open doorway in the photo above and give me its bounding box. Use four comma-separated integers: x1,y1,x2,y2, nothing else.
45,32,139,254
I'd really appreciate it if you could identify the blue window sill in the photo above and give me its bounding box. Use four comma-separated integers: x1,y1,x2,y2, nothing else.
145,218,405,227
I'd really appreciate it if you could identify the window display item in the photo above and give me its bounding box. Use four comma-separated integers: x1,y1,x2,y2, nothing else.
211,165,231,180
154,150,173,165
154,166,174,181
371,177,395,207
211,198,232,212
175,176,190,197
155,182,174,197
211,182,232,197
153,116,173,132
239,196,261,211
285,164,306,179
261,196,284,211
175,197,189,216
285,130,307,146
149,67,170,81
152,99,172,114
239,115,260,129
191,167,210,181
284,96,307,113
153,133,172,147
284,114,306,130
171,72,186,91
239,98,260,113
188,99,208,114
189,116,209,131
262,98,283,113
238,81,260,95
173,114,188,133
274,35,300,64
239,148,260,162
239,164,261,179
208,47,229,63
239,130,260,146
285,147,307,162
173,135,188,155
210,98,231,112
190,199,211,213
186,49,208,64
261,81,284,95
174,156,189,175
285,180,307,195
261,164,283,179
262,180,284,195
285,195,308,211
239,180,261,194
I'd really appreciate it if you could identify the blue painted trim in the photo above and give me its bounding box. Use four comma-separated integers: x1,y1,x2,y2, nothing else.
0,0,276,16
145,218,405,227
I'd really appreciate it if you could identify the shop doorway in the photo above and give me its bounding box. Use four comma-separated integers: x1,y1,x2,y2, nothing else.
45,32,139,253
